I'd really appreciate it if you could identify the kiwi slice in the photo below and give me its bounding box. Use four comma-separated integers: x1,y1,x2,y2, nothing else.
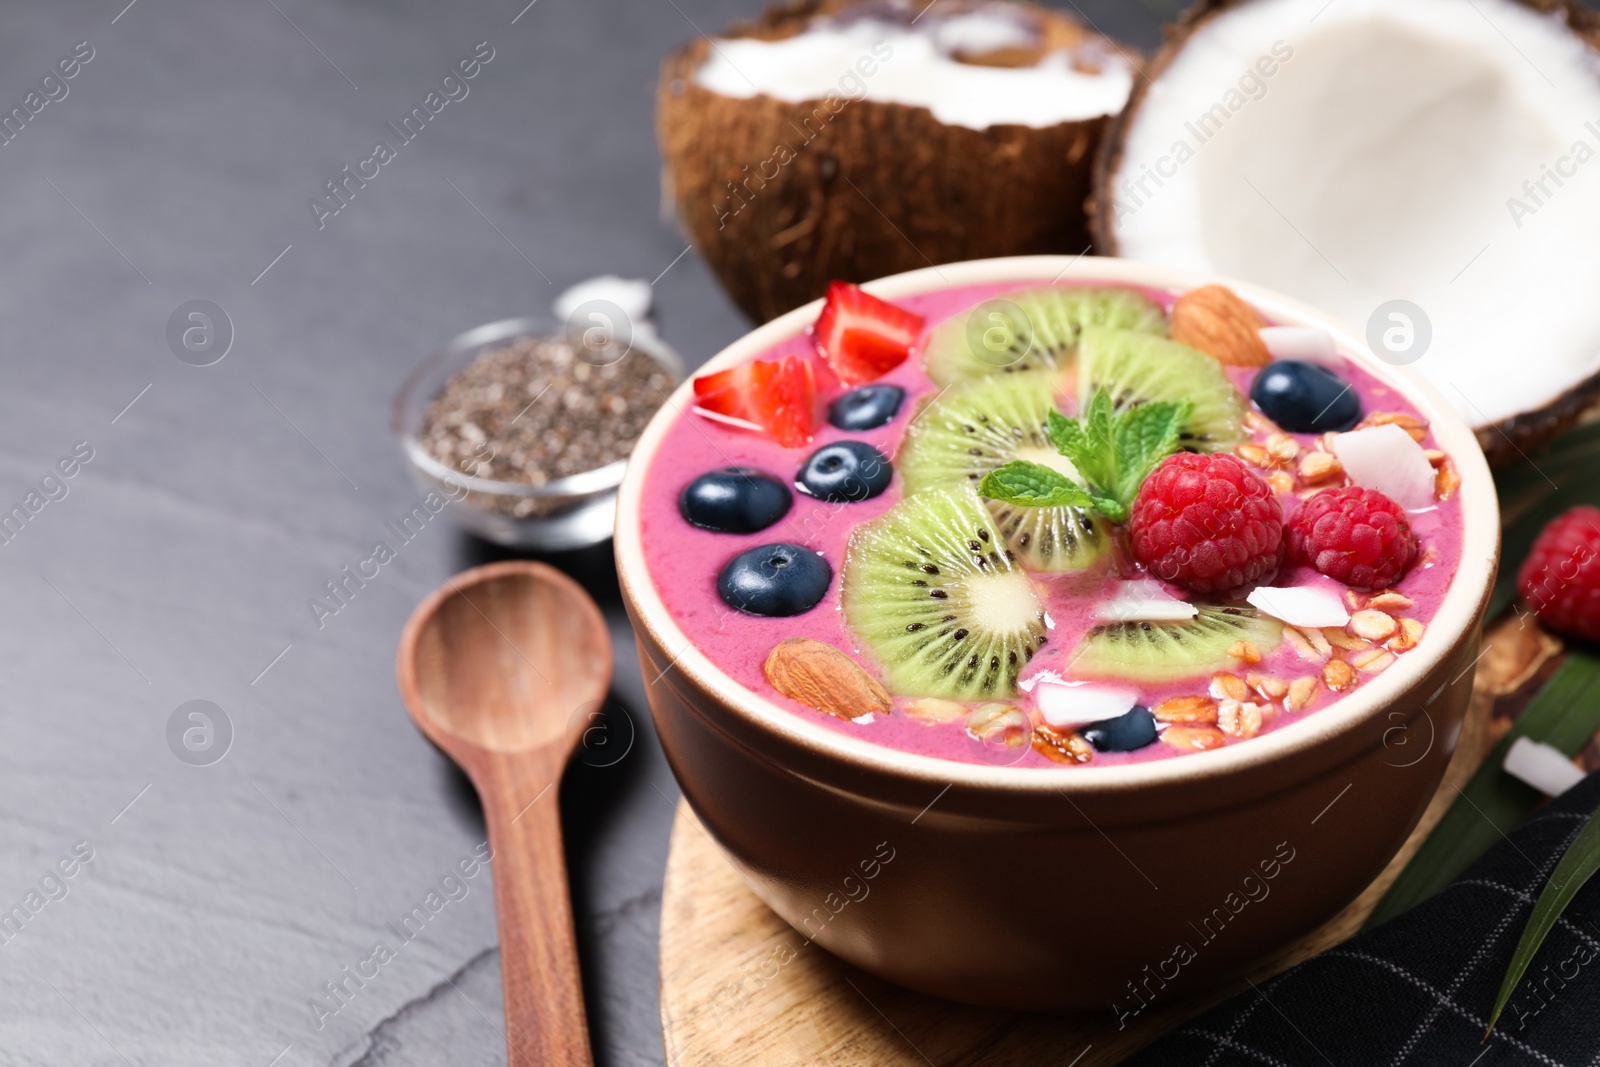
923,287,1166,386
899,373,1109,573
1076,326,1247,452
1069,605,1281,683
843,489,1048,699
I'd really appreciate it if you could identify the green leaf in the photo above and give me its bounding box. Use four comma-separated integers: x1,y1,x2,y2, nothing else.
1083,387,1115,447
1114,399,1192,505
1487,803,1600,1035
1060,392,1120,494
1046,409,1083,458
1375,417,1600,1030
1092,496,1129,524
978,461,1096,510
1365,650,1600,929
1029,389,1186,520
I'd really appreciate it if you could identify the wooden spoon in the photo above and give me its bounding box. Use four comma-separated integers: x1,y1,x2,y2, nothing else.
397,560,612,1067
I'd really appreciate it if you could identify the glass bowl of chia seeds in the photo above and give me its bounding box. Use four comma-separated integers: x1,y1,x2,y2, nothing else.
394,314,683,550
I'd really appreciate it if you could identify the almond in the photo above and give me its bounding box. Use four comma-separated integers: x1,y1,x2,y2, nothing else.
1032,724,1093,764
764,638,891,720
1266,471,1296,495
1152,694,1219,724
1160,725,1227,752
1171,285,1271,367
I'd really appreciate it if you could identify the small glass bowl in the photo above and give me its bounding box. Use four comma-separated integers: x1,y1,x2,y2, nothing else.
393,315,684,551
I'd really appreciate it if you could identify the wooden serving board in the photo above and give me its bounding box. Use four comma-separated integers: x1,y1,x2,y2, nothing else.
657,616,1567,1066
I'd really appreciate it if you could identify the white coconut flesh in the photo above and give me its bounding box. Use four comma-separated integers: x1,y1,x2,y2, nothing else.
1107,0,1600,429
694,6,1135,130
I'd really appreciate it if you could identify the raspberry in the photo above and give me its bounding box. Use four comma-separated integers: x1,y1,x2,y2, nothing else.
1517,506,1600,641
1129,453,1283,594
1286,486,1418,591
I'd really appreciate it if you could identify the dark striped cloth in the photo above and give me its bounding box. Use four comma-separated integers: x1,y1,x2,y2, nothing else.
1127,773,1600,1067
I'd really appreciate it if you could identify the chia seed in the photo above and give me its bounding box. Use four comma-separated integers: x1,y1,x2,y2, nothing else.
418,333,675,518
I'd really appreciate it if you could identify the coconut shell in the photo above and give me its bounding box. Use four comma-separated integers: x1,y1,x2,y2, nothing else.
1090,0,1600,466
658,0,1134,323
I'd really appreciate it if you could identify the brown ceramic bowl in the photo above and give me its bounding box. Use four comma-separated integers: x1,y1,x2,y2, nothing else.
615,257,1498,1012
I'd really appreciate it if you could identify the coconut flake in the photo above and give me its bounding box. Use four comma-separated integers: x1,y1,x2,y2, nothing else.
1246,586,1350,628
1503,737,1585,796
1094,579,1198,623
1035,681,1138,729
694,18,1133,130
1329,424,1437,511
1260,327,1342,369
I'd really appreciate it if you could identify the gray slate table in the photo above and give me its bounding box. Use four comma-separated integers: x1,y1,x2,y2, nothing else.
0,1,1162,1063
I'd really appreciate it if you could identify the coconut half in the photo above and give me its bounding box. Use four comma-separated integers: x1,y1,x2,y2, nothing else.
658,0,1138,322
1092,0,1600,464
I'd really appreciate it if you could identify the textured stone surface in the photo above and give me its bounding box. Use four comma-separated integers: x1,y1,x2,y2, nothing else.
0,1,1161,1064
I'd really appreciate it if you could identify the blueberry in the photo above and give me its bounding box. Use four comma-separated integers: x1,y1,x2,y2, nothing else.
1080,706,1159,753
680,467,792,534
797,441,893,502
717,543,832,617
1250,360,1362,433
829,384,906,431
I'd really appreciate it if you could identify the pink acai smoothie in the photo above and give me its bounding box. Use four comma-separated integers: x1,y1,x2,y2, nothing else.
638,281,1465,770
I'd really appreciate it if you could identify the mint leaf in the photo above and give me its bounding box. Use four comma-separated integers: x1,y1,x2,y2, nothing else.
1046,409,1082,457
1010,389,1188,522
1052,391,1117,493
978,461,1096,510
1091,495,1128,524
1114,400,1192,504
1082,388,1117,464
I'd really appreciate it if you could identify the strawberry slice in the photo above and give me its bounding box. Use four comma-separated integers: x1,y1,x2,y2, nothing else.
692,355,817,448
812,281,926,384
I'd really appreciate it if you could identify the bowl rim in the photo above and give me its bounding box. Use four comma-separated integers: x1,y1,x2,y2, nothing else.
614,256,1500,795
393,314,685,499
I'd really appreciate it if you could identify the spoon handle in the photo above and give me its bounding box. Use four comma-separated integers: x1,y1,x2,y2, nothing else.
480,751,594,1067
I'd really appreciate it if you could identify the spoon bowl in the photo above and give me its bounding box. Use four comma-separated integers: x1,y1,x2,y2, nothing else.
404,564,611,756
398,560,612,1067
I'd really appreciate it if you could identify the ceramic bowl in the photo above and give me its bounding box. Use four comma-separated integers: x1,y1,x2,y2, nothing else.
614,256,1498,1011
